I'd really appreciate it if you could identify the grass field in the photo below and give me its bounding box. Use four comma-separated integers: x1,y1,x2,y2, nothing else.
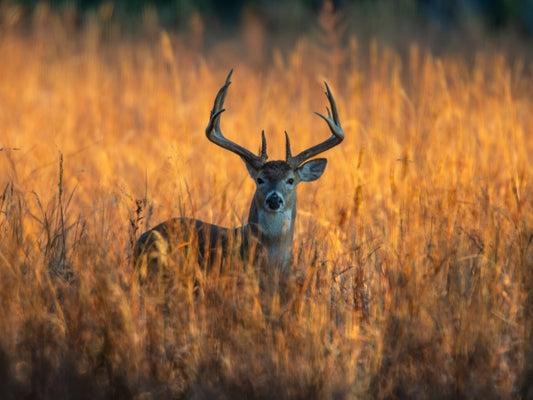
1,4,533,399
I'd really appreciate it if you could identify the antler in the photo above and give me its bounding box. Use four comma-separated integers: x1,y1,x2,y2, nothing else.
286,81,344,168
205,69,267,170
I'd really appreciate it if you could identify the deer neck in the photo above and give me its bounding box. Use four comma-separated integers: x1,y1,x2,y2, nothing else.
245,195,295,268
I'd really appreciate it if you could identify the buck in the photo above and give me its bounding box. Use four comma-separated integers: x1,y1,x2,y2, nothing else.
134,70,344,279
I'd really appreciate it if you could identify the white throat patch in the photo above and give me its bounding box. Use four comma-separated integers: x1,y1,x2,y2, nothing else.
258,208,292,237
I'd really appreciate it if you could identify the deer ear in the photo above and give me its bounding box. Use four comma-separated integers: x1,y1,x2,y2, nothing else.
243,158,258,178
296,158,327,182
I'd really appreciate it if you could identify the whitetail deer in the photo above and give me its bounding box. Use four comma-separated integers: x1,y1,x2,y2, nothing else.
134,70,344,279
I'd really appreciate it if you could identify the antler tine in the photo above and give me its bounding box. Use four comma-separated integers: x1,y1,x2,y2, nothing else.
205,69,267,169
284,131,292,160
260,130,267,159
287,81,344,168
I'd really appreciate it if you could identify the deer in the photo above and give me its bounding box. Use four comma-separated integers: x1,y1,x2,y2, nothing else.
133,70,344,284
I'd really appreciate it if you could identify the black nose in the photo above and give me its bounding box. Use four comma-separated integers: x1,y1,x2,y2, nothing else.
266,193,283,210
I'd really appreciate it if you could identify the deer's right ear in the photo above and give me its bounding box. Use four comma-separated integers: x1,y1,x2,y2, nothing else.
243,158,258,179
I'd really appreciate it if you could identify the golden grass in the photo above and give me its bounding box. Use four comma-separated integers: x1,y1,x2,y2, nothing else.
1,6,533,399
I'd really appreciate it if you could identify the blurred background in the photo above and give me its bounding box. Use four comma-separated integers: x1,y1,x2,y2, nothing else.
2,0,532,59
1,2,533,399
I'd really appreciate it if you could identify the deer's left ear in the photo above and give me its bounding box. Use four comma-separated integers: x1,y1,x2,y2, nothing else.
296,158,327,182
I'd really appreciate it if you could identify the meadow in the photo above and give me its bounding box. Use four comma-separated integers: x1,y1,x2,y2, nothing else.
1,4,533,399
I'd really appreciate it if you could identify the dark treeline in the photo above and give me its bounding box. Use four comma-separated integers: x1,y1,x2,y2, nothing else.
7,0,533,36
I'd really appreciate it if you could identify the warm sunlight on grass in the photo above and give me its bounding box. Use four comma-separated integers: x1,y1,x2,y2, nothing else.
1,4,532,399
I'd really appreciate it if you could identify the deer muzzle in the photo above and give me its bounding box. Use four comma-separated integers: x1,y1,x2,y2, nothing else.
265,192,284,211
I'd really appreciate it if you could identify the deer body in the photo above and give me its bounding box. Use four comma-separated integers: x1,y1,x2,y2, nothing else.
134,71,343,277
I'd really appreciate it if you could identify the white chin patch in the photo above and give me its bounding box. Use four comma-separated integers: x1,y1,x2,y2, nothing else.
259,209,292,236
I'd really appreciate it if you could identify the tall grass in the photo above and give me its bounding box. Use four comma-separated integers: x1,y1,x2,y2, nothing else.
1,4,532,399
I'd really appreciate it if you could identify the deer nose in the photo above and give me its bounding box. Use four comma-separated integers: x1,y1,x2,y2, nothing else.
266,192,284,211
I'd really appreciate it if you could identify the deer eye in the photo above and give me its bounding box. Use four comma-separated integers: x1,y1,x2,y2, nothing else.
287,178,294,185
257,178,264,184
